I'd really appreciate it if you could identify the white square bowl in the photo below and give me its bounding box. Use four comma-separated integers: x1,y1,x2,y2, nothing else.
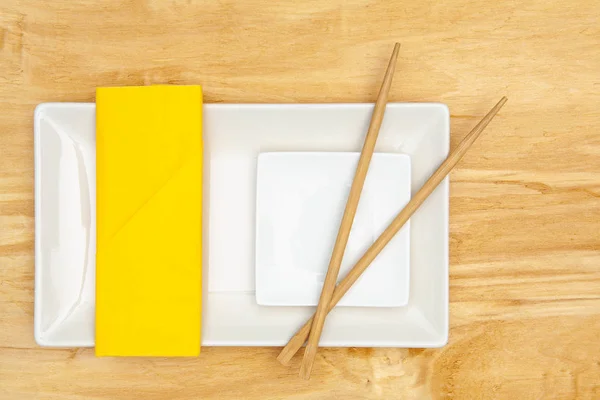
34,102,449,347
256,152,411,307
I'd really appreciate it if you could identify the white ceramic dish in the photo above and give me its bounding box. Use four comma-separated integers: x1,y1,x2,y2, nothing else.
34,102,449,347
255,152,411,307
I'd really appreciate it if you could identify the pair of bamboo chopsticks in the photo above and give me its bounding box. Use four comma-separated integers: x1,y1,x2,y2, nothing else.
279,42,507,379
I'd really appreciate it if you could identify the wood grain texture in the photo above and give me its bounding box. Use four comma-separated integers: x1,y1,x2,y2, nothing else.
0,0,599,398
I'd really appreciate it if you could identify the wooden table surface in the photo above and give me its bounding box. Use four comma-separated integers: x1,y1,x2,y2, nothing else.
1,1,599,398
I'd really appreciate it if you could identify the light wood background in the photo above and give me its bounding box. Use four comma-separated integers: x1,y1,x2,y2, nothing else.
1,0,599,399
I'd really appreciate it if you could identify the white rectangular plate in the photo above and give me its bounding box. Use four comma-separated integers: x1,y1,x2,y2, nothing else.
34,102,449,347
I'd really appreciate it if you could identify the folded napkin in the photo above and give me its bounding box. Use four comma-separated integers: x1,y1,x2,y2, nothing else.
95,85,202,356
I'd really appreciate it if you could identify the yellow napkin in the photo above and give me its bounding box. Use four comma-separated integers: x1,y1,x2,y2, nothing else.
95,85,202,356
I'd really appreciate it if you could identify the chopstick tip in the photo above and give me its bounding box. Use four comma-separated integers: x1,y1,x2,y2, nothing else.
497,96,508,110
390,43,401,61
299,366,312,380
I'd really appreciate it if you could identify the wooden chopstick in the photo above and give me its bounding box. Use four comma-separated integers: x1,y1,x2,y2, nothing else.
298,43,401,379
278,96,508,368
